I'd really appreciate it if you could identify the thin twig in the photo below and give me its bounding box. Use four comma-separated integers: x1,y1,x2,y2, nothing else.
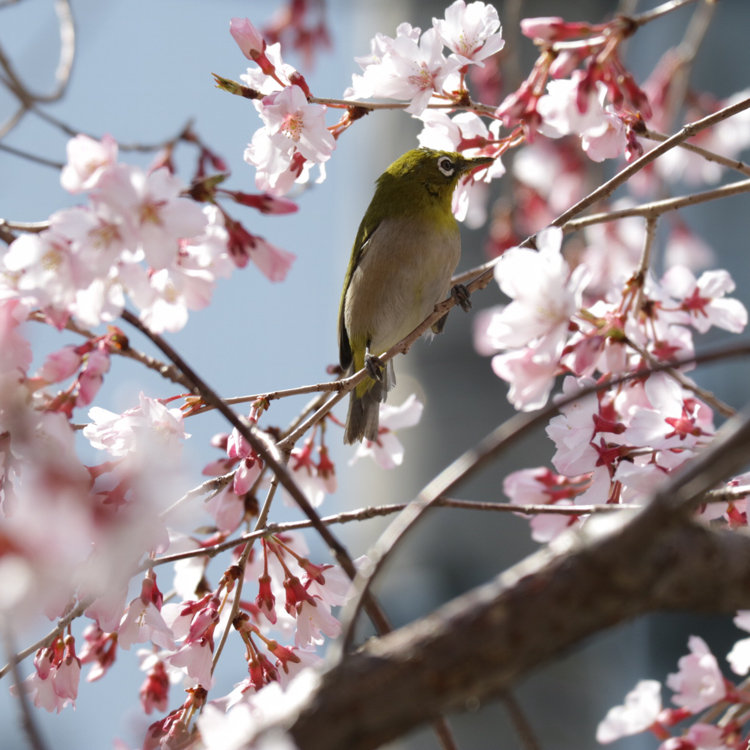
119,309,393,638
640,128,750,177
631,0,703,28
634,215,658,315
146,499,652,570
0,599,89,681
2,624,49,750
502,692,542,750
563,177,750,230
0,142,64,169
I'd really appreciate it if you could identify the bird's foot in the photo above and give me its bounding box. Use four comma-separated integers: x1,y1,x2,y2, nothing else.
365,353,385,381
451,283,472,312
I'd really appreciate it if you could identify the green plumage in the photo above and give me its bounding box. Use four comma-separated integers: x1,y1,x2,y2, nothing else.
338,148,493,444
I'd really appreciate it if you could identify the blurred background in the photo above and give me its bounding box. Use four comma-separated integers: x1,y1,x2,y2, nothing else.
1,1,750,748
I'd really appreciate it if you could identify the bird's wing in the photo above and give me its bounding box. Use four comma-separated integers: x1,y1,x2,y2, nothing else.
338,219,380,370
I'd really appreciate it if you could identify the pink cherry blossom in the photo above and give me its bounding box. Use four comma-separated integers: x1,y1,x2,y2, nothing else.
346,23,460,115
666,636,726,713
546,377,600,474
139,658,170,714
596,679,662,743
537,75,627,162
727,611,750,675
16,637,82,713
477,227,590,410
489,343,561,411
169,639,214,688
661,723,726,750
294,599,341,648
486,227,588,351
289,439,336,507
661,266,747,334
206,485,246,534
60,133,118,193
258,85,334,164
118,595,176,651
229,18,266,60
83,392,187,459
622,373,714,455
36,345,83,384
94,164,207,270
433,0,505,66
2,228,86,322
0,298,33,376
76,347,111,405
349,393,424,469
245,85,334,196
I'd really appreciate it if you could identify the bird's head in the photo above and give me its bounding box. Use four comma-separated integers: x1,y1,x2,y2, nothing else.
377,147,494,209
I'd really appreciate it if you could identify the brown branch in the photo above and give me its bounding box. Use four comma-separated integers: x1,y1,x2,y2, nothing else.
563,177,750,230
286,514,750,750
640,127,750,178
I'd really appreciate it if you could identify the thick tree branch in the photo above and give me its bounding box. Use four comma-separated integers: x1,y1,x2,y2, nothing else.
286,512,750,750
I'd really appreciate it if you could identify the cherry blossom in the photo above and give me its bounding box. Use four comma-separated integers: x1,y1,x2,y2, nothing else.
346,23,460,115
666,636,726,713
245,84,334,195
596,679,662,743
169,639,215,689
727,611,750,676
230,18,267,62
433,0,505,66
289,438,337,507
349,393,424,468
537,74,627,162
15,636,82,714
60,133,118,193
476,226,589,409
139,658,170,714
118,578,176,651
661,266,748,335
660,723,727,750
83,392,187,459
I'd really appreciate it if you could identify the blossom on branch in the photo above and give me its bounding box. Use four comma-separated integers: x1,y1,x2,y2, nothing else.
433,0,505,66
596,679,662,743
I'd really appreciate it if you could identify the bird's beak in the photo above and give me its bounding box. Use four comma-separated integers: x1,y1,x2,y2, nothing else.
459,154,494,175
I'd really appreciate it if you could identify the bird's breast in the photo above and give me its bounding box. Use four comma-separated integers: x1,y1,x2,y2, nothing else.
344,215,461,355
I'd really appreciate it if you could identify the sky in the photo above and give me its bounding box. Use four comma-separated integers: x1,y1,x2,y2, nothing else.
2,1,750,749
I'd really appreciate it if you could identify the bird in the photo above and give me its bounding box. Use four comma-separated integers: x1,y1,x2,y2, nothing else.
338,147,493,444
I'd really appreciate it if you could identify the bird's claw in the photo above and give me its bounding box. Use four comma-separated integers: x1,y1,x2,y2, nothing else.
451,283,472,312
365,353,385,381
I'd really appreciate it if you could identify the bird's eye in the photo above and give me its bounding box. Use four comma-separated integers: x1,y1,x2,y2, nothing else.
436,155,455,177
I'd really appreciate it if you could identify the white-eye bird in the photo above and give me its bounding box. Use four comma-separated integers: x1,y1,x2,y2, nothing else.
338,147,493,444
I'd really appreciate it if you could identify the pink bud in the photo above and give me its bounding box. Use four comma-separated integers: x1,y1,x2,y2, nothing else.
230,18,266,60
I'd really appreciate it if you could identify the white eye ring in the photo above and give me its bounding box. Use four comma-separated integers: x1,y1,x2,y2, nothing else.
437,155,455,177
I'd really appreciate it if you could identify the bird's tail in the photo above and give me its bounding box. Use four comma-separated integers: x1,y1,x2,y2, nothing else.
343,360,394,444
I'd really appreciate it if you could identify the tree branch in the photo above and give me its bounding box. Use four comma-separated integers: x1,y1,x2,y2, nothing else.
286,513,750,750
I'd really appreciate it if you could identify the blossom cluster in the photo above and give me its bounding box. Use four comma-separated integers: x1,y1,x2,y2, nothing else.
479,224,747,543
1,133,296,335
4,0,750,748
598,623,750,748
